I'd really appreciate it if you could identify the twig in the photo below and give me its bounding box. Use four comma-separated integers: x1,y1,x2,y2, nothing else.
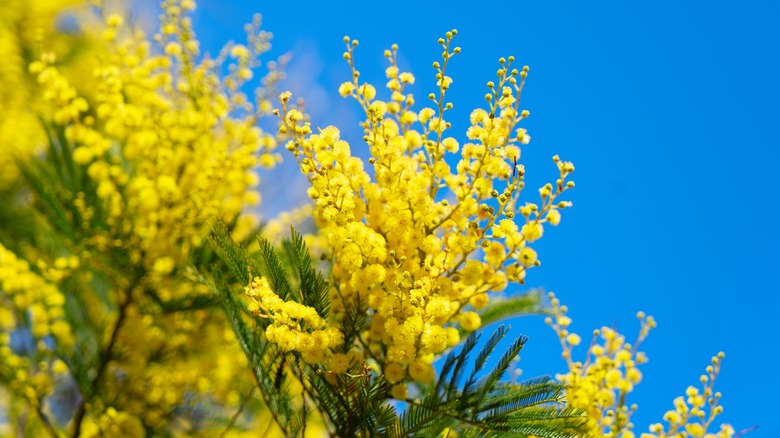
36,404,61,438
735,426,759,438
220,387,256,438
70,273,141,437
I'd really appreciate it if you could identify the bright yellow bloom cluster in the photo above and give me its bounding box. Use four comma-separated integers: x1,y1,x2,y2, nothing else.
276,30,574,389
0,244,73,344
641,353,734,438
103,305,254,432
0,0,88,189
547,293,733,438
35,255,81,283
2,1,285,432
246,276,343,363
30,0,280,292
0,243,73,412
77,406,145,438
547,293,654,436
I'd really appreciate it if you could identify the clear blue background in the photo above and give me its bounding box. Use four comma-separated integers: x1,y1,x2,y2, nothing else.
187,1,778,435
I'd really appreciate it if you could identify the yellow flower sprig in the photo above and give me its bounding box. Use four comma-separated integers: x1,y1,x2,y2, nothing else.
0,243,73,426
0,0,91,189
28,0,282,289
547,292,734,438
642,352,734,438
271,31,577,391
7,1,286,432
245,276,342,364
547,292,653,436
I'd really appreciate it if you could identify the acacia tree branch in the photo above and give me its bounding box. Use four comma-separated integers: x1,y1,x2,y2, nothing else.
35,403,60,438
69,272,142,438
220,387,256,438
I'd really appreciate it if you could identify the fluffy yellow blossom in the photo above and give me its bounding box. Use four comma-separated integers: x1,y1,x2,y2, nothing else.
518,247,538,267
521,222,544,242
391,383,408,400
385,362,406,383
0,243,73,415
28,0,281,291
460,311,482,331
0,0,92,189
548,293,733,438
637,352,733,438
339,81,355,97
408,358,436,384
276,32,575,388
2,1,284,433
546,208,561,226
246,276,341,360
329,353,354,373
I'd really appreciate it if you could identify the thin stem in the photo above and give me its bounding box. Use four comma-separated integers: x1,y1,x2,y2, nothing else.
295,359,307,438
220,387,256,438
402,399,490,433
70,272,141,438
252,362,291,438
35,404,60,438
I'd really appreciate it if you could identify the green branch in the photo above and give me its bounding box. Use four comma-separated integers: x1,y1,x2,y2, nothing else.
70,272,142,437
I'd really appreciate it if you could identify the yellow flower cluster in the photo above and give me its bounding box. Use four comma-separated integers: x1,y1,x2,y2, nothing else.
29,0,281,293
0,243,72,411
276,30,575,391
0,244,73,345
77,406,145,438
547,293,733,438
0,0,87,189
641,353,734,438
2,1,285,432
246,276,343,363
35,255,81,283
103,305,254,433
547,293,654,436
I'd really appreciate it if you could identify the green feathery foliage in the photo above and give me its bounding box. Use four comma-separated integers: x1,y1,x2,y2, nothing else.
8,124,589,436
281,228,330,318
207,226,590,437
392,327,587,437
8,125,257,434
478,291,546,326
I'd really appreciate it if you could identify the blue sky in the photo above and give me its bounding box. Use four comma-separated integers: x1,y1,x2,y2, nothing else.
189,0,779,434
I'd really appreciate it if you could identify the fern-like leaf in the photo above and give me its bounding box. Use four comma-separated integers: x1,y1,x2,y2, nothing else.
461,325,508,408
392,326,589,438
477,290,546,329
257,236,294,301
472,333,528,415
207,271,297,435
438,330,481,399
209,222,256,283
281,227,329,317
